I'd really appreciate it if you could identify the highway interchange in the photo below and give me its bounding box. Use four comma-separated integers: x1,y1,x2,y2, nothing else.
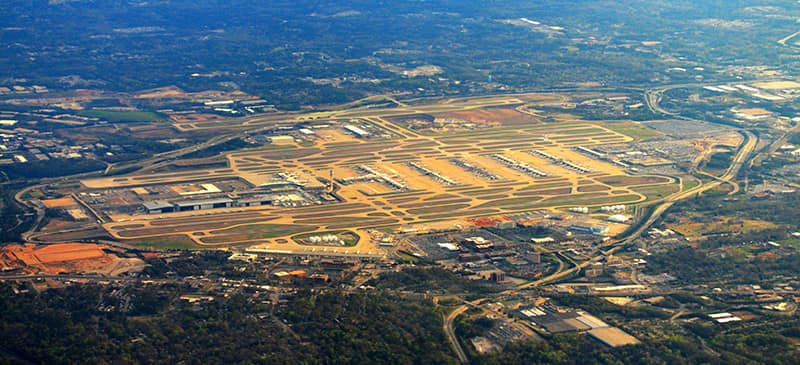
441,86,761,363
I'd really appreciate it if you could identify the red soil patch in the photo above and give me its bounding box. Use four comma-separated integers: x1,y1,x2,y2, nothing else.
437,108,538,126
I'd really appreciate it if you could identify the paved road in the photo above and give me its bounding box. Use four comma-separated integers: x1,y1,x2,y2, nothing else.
444,304,471,364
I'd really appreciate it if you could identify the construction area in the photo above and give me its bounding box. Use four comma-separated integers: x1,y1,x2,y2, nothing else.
0,243,145,276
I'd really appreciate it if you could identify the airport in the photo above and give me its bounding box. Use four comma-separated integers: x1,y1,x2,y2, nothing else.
69,96,681,257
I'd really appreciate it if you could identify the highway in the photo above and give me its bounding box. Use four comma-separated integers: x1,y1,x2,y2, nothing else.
619,130,756,244
106,133,241,175
443,304,471,364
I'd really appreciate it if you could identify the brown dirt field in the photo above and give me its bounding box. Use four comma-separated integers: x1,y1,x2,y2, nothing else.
42,197,78,208
4,243,143,276
437,108,539,126
668,217,778,238
56,130,101,144
38,218,83,233
731,311,758,321
562,82,602,88
753,81,800,89
34,243,105,263
735,108,772,117
135,86,189,99
468,216,508,227
171,114,225,123
129,126,185,139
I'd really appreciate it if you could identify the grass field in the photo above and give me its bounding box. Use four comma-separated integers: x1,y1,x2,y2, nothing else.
668,216,778,238
631,184,681,201
476,197,542,209
77,110,166,123
538,193,642,207
682,177,701,191
201,224,316,244
293,230,360,246
126,235,203,250
599,121,662,141
598,175,671,186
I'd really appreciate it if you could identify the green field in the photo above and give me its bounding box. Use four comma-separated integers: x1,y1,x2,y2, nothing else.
476,196,542,209
633,184,681,201
600,121,662,141
77,110,167,123
126,234,203,250
201,224,317,244
682,177,701,191
293,230,360,246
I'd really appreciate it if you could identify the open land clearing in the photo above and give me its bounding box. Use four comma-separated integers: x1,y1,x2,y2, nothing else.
752,81,800,90
71,94,685,256
0,243,145,276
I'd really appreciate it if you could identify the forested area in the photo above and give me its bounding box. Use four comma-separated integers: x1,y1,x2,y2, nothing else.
0,283,458,364
3,0,796,109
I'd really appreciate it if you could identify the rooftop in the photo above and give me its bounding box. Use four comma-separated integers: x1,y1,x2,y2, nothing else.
143,200,174,210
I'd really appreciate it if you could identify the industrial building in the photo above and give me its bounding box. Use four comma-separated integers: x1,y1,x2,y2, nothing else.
569,225,609,235
607,214,630,223
237,195,274,207
259,172,327,192
143,198,233,214
531,237,556,244
269,135,295,143
143,200,176,214
175,198,234,211
462,236,494,250
344,124,370,138
338,165,408,191
587,327,641,347
515,305,638,348
141,189,322,214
